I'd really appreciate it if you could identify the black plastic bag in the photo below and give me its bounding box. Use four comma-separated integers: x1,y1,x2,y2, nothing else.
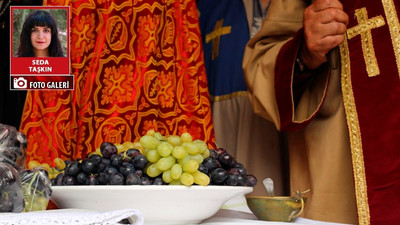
0,161,25,212
0,123,27,169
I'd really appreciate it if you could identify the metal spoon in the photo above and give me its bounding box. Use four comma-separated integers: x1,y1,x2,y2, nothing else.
263,178,274,196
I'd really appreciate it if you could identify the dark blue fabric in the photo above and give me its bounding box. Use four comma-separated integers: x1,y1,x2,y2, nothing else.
197,0,250,97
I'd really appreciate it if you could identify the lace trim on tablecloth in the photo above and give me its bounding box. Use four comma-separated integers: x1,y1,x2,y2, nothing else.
0,208,144,225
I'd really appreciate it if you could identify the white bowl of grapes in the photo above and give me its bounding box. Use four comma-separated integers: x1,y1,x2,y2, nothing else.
46,131,256,225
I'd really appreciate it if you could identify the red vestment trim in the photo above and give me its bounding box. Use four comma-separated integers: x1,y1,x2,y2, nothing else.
342,1,400,224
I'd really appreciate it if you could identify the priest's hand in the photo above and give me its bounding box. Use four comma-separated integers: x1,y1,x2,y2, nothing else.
299,0,348,70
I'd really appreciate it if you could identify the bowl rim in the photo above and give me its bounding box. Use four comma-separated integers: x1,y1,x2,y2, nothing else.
51,185,254,191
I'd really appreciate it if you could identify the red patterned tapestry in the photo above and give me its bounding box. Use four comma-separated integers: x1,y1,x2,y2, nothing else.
19,0,216,165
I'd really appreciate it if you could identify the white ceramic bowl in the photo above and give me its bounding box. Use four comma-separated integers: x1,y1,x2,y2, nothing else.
51,185,253,225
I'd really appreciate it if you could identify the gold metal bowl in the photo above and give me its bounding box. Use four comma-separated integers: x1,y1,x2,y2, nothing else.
246,195,305,222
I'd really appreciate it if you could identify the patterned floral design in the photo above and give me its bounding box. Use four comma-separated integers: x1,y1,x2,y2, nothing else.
71,13,96,59
20,0,216,165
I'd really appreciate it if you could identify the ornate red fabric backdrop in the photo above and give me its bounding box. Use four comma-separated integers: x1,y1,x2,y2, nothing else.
20,0,216,165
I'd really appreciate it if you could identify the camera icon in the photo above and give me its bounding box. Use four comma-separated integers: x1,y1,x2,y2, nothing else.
14,77,28,89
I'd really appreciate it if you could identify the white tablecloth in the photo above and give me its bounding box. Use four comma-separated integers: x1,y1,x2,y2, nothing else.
202,209,351,225
0,208,143,225
0,196,351,225
201,196,350,225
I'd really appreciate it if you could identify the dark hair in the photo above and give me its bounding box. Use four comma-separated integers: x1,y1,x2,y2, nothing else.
15,10,64,57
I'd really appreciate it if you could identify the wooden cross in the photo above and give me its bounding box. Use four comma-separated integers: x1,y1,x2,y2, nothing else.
205,19,231,60
347,7,385,77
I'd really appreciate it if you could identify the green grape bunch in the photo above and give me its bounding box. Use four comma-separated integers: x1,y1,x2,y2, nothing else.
140,131,210,186
20,169,52,212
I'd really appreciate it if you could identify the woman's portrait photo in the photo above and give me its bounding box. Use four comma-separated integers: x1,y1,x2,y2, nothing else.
12,8,67,57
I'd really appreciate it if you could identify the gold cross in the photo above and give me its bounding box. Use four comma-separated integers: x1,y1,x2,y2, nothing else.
347,8,385,77
205,19,231,60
